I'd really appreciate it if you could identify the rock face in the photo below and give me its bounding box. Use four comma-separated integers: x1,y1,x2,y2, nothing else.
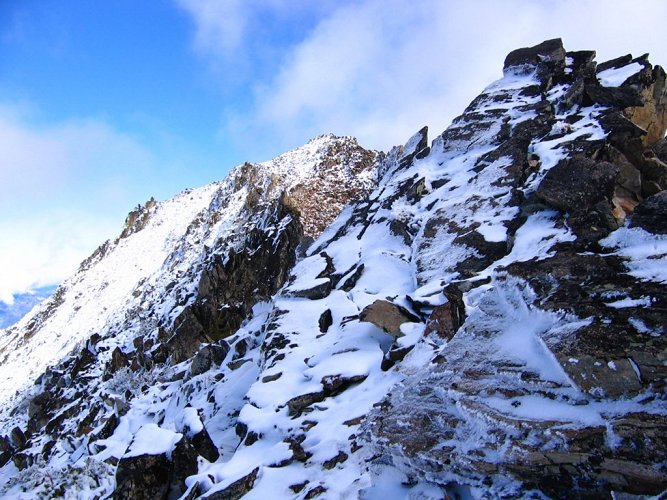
365,38,667,498
0,40,666,499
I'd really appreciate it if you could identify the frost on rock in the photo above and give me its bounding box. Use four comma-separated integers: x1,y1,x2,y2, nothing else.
1,39,667,499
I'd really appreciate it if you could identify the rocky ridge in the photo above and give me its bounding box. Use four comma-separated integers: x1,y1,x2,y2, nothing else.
0,39,665,498
0,134,381,497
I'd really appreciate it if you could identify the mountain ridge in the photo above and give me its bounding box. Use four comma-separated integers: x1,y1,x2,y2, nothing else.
0,39,666,498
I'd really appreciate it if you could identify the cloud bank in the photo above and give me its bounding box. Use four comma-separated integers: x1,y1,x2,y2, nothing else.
179,0,667,159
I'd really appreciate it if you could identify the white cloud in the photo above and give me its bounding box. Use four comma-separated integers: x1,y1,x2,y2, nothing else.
179,0,667,159
0,103,159,304
0,213,118,305
0,103,154,210
175,0,249,56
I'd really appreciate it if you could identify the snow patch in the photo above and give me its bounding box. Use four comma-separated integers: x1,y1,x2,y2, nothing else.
597,62,644,87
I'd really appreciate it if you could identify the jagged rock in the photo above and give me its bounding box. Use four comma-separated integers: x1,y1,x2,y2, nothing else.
27,391,52,432
108,347,130,374
304,485,327,498
205,467,259,500
585,82,643,108
70,347,96,377
95,413,119,440
597,54,633,73
191,426,219,463
11,452,30,471
359,300,419,337
120,197,157,239
322,450,348,470
630,191,667,233
321,374,367,396
166,308,213,364
623,64,667,146
399,126,429,168
189,342,230,377
289,481,309,493
338,264,364,291
181,196,304,346
76,405,101,437
503,38,565,73
180,409,219,462
285,437,311,463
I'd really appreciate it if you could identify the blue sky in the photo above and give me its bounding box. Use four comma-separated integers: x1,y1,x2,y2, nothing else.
1,0,666,306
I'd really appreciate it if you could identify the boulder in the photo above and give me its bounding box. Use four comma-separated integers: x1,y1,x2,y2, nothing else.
536,157,620,240
318,309,333,333
9,426,27,449
536,157,619,213
113,432,198,500
113,452,171,500
359,300,420,337
503,38,565,72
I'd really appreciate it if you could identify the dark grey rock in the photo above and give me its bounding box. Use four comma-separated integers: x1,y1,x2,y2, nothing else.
503,38,565,71
205,467,259,500
113,452,171,500
631,191,667,233
189,342,230,377
318,309,333,333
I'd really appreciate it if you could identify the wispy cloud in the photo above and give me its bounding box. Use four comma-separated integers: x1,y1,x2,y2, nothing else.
0,103,154,211
175,0,250,57
0,103,158,303
0,212,118,305
178,0,667,159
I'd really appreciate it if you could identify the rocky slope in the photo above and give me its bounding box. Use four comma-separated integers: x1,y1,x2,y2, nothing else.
0,39,666,499
0,134,380,496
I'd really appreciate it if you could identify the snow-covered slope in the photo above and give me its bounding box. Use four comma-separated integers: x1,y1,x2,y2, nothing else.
0,39,666,499
0,134,377,409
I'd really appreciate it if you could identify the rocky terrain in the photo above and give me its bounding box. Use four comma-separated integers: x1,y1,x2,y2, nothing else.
0,39,665,499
